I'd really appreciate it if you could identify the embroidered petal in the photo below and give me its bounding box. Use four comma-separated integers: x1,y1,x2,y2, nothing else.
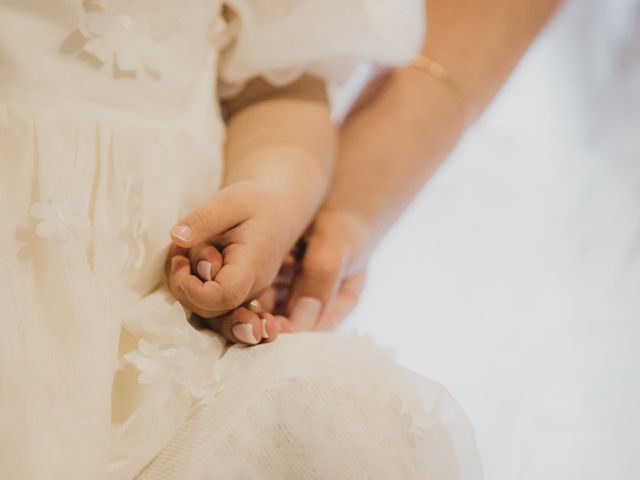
141,54,163,77
75,1,178,78
125,215,147,271
80,12,116,37
116,48,141,72
30,202,54,220
124,302,224,401
30,200,91,241
83,38,113,63
114,14,137,32
56,222,75,242
35,220,56,239
409,416,434,437
69,215,91,231
143,13,177,41
85,0,110,11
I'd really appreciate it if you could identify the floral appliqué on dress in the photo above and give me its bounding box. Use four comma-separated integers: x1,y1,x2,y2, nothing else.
77,0,178,77
124,302,224,400
120,176,148,274
31,199,91,242
389,393,435,448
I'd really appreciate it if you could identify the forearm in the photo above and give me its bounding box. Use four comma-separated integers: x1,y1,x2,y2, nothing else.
325,0,561,244
223,77,336,241
423,0,561,109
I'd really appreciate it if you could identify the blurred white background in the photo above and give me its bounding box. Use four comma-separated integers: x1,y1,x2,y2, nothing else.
348,1,640,478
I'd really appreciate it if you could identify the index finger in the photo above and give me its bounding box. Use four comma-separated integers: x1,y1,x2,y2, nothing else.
177,244,258,316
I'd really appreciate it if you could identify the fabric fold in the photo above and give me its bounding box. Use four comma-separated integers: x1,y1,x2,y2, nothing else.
218,0,425,97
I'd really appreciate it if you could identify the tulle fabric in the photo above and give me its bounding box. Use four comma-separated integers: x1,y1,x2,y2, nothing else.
0,1,481,479
136,333,482,480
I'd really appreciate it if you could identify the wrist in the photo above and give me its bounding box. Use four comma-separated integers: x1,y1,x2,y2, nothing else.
393,66,470,133
314,207,374,274
224,142,330,185
220,145,332,254
410,55,479,126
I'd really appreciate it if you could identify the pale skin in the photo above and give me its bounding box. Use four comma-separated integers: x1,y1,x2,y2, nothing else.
167,76,335,344
168,0,562,344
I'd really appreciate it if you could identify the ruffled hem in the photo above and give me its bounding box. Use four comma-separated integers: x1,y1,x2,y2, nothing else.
218,0,425,97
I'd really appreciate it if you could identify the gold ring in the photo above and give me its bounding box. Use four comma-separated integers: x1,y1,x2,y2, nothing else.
247,299,265,314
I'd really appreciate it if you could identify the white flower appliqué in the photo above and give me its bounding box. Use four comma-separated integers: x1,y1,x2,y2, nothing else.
389,393,435,448
121,176,147,273
124,302,224,399
210,8,234,50
125,215,148,271
79,0,178,76
31,199,91,242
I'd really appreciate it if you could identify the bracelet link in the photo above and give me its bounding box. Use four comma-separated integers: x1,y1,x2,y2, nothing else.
411,54,478,126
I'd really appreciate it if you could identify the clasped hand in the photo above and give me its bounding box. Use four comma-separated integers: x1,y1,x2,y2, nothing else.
166,184,370,345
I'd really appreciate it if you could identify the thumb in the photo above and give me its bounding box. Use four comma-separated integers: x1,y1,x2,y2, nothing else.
315,270,366,331
287,233,348,331
170,186,250,247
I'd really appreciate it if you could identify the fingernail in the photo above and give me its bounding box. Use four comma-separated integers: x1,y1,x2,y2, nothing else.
171,224,193,243
232,323,259,345
290,296,322,332
197,261,213,282
261,318,269,339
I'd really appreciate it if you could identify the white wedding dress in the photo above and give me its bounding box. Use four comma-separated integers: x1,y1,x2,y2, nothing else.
0,1,482,479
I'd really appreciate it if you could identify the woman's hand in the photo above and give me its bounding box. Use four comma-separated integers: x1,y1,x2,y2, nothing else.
166,202,372,345
286,209,370,332
187,0,561,344
165,74,334,345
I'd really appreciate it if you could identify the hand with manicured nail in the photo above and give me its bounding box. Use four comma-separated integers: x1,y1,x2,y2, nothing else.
165,176,320,345
162,75,334,346
286,209,370,331
164,158,331,346
172,208,370,343
170,238,295,345
189,208,370,338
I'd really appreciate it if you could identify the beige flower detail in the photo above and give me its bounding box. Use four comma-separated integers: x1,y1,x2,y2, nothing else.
31,199,91,242
389,393,435,448
124,302,224,399
78,0,178,76
121,176,147,273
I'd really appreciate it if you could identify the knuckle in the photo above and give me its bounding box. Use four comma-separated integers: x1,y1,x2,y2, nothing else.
221,275,253,309
302,254,342,284
221,291,243,310
187,208,211,231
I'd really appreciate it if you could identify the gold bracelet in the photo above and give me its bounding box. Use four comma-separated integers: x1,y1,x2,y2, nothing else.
411,54,478,126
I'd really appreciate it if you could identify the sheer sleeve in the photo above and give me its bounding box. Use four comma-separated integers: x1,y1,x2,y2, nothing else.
218,0,425,97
